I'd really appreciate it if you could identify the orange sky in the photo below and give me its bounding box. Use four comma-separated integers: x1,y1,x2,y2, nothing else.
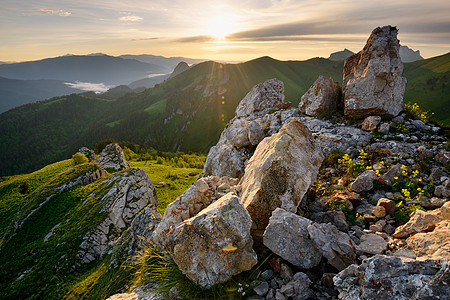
1,0,449,62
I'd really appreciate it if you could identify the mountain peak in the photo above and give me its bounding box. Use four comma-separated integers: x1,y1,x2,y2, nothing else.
169,61,190,78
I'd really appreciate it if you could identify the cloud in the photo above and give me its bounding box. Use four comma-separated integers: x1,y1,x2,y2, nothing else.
119,15,143,22
64,81,111,93
132,37,160,41
39,9,71,17
173,35,216,43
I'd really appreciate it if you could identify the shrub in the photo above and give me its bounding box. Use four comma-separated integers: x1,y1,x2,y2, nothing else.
404,102,434,123
72,152,89,165
94,138,116,154
19,182,30,194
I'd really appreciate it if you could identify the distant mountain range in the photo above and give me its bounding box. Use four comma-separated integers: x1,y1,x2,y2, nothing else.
0,77,84,113
328,45,424,63
0,52,448,176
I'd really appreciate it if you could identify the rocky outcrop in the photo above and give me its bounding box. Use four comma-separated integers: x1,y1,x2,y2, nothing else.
203,78,285,178
239,120,324,243
334,255,450,299
343,26,406,118
97,143,131,172
78,146,96,161
298,76,342,116
171,193,257,288
77,168,158,264
263,208,322,269
151,176,238,251
393,206,445,238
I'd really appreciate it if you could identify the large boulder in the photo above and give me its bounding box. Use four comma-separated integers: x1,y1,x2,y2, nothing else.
263,208,322,269
77,168,159,264
343,26,406,118
299,75,342,116
203,79,285,178
307,222,356,271
96,143,131,171
151,176,238,251
171,193,257,288
239,120,324,243
334,255,450,299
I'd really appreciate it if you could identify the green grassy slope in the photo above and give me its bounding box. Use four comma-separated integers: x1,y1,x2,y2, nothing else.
403,52,450,125
0,153,204,299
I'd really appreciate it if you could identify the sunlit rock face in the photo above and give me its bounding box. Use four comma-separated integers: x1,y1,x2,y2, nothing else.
343,26,406,118
171,193,257,288
96,143,131,171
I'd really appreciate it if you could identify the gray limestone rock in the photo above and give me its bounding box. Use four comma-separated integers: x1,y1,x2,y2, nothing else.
96,143,131,172
343,26,406,118
299,76,342,117
239,120,324,244
307,222,356,271
171,193,257,288
334,255,450,299
350,170,377,193
263,208,322,269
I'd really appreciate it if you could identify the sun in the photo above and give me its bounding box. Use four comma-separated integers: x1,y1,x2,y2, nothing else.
205,15,236,40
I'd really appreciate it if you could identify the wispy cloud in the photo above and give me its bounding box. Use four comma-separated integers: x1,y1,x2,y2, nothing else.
119,15,143,22
173,35,216,43
39,9,71,17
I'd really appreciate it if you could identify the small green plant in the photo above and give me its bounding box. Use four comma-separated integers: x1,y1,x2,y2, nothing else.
72,152,89,165
390,121,410,134
394,203,424,224
338,149,369,177
263,122,270,133
322,150,343,168
391,167,428,202
318,109,335,121
404,102,434,123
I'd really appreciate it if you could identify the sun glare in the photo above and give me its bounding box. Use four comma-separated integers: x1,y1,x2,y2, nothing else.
204,14,238,40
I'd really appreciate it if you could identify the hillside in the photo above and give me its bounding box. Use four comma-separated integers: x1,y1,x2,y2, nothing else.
0,147,203,299
0,55,164,85
0,53,449,176
403,52,450,125
0,77,84,113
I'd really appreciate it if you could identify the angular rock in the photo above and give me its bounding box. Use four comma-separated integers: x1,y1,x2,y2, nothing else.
361,116,381,131
372,206,386,218
78,146,96,161
171,193,257,288
378,122,390,133
334,255,450,299
151,176,238,250
393,209,442,238
203,142,245,178
235,78,285,118
298,76,342,117
406,220,450,260
358,233,388,254
263,208,322,269
350,170,377,193
279,272,313,299
96,143,131,171
435,179,450,198
343,26,406,118
226,119,264,148
307,222,356,271
377,198,397,215
239,120,324,243
380,164,404,185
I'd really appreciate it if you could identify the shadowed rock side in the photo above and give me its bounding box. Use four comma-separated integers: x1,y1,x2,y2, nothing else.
343,25,406,118
299,75,342,116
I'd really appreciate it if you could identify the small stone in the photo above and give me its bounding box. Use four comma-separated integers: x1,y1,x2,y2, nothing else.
350,170,377,193
383,223,395,235
430,197,446,208
260,270,274,281
361,116,381,131
253,281,269,296
378,122,390,133
372,206,386,218
280,263,294,282
377,198,397,215
358,234,388,254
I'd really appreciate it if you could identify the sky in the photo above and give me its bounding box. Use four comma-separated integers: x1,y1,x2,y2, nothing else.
1,0,449,62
